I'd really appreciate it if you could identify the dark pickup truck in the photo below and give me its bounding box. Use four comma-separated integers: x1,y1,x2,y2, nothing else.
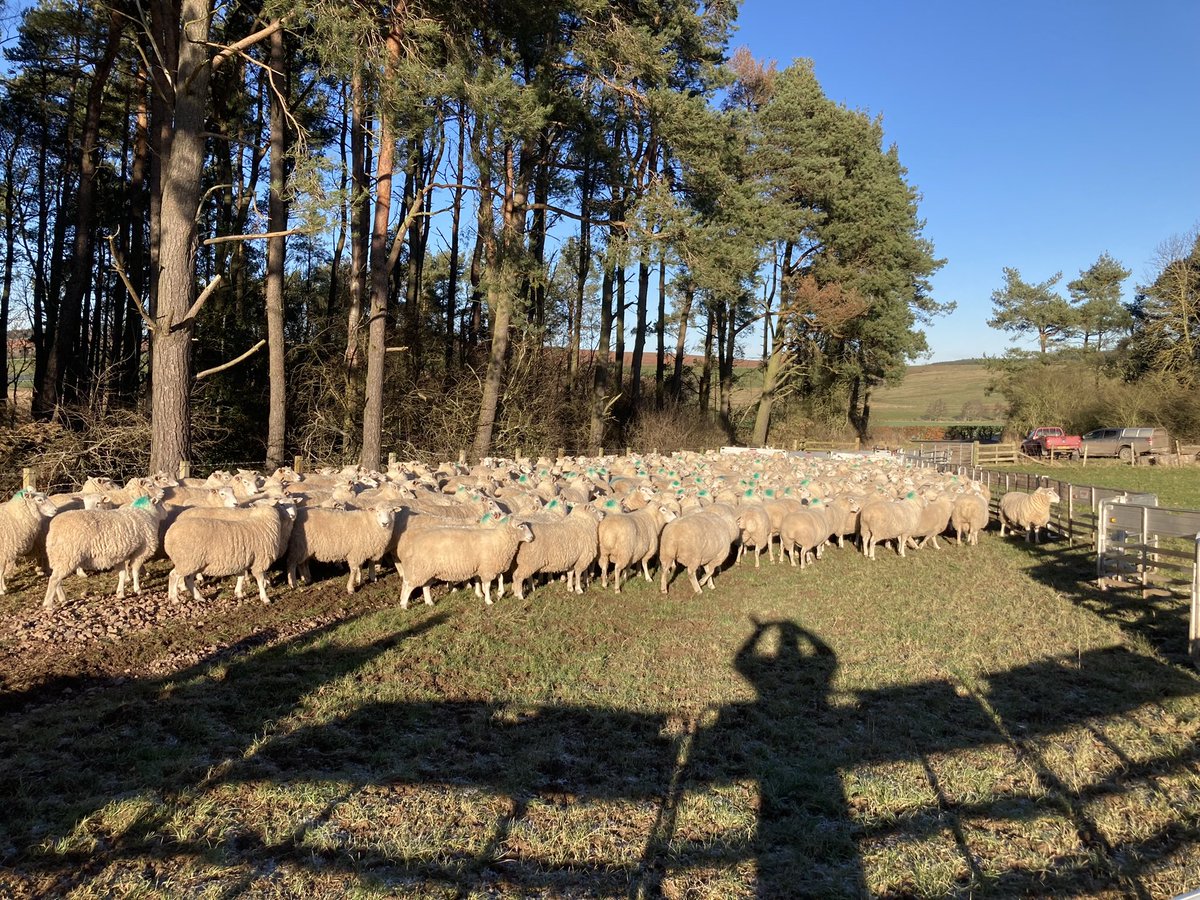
1021,427,1083,458
1080,427,1171,461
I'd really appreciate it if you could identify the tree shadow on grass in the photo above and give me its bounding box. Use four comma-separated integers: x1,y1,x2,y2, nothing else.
2,608,1199,898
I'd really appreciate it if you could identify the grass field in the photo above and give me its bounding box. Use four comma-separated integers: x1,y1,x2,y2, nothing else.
992,460,1200,510
872,360,1004,426
2,473,1199,897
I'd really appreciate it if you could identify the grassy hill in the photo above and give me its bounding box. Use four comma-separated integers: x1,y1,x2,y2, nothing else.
871,359,1006,426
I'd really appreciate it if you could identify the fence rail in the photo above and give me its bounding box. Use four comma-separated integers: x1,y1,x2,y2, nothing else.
913,458,1200,667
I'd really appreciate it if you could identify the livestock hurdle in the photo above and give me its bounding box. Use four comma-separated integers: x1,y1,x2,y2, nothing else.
911,455,1200,666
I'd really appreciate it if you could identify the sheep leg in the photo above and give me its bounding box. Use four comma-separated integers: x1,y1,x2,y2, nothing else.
641,558,652,582
614,564,623,594
687,567,703,594
235,575,246,599
482,578,493,606
703,566,716,589
929,535,941,550
767,540,775,563
368,559,377,583
255,571,270,604
754,546,761,568
116,567,128,599
423,585,433,605
659,562,673,594
514,575,526,601
346,567,358,594
168,569,179,601
399,578,413,609
186,575,204,602
599,557,608,588
0,568,6,594
43,572,65,611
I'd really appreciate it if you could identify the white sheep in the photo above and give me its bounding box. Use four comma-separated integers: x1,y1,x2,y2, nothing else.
596,503,678,593
779,505,832,569
286,506,396,593
951,493,989,546
510,504,603,599
43,494,166,609
999,486,1060,543
859,493,925,560
398,518,534,608
910,496,954,550
165,502,297,603
735,504,774,567
0,490,60,593
658,510,740,594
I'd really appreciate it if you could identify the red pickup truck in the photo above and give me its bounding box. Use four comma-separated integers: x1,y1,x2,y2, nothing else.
1021,427,1082,458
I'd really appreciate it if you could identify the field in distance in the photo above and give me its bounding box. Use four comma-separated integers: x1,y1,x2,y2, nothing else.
871,359,1005,426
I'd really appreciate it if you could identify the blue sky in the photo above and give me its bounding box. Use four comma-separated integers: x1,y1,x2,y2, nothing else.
733,0,1200,361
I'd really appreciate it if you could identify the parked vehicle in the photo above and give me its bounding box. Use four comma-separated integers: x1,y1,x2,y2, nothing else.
1079,427,1171,461
1021,426,1082,458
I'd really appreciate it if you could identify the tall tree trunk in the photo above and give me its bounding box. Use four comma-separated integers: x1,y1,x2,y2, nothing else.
120,78,149,400
589,266,614,449
614,264,625,397
568,161,591,390
343,72,370,456
444,103,466,374
472,140,532,460
699,308,714,414
719,302,734,435
654,253,666,410
0,132,18,411
629,246,649,407
326,82,349,319
671,284,693,402
148,0,214,473
753,324,788,447
264,23,289,471
360,29,401,472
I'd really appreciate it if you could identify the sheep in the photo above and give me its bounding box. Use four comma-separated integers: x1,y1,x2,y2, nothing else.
509,504,604,600
43,494,166,609
825,495,861,549
658,510,740,594
762,497,807,561
858,493,925,560
778,505,832,569
735,504,774,567
597,504,678,593
999,486,1060,543
285,506,396,593
951,493,989,546
165,502,297,604
910,495,954,550
0,490,60,593
398,518,534,608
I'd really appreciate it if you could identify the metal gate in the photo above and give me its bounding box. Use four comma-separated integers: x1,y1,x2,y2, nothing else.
1097,495,1200,665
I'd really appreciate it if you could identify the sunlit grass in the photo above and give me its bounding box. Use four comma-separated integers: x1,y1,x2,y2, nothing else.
1,528,1198,897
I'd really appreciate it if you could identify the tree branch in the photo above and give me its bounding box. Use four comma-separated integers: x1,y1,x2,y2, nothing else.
105,231,157,334
195,338,266,380
176,273,223,329
203,227,304,246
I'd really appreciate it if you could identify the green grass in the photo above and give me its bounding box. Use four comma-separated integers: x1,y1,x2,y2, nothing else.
991,460,1200,510
1,529,1199,897
872,361,1004,425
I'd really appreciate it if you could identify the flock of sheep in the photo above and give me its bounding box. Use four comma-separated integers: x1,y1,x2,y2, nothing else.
0,451,1062,613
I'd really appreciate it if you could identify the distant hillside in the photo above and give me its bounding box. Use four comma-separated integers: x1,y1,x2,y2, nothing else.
871,360,1006,425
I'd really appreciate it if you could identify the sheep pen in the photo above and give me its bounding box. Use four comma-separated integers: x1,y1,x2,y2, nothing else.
0,451,1198,899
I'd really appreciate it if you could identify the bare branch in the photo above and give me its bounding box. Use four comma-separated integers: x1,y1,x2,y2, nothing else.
203,227,305,247
104,231,157,334
177,273,224,328
195,338,266,380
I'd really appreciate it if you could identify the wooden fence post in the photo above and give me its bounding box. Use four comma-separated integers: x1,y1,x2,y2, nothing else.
293,455,304,476
178,460,191,480
21,467,35,491
971,441,979,468
458,449,467,465
387,452,397,469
